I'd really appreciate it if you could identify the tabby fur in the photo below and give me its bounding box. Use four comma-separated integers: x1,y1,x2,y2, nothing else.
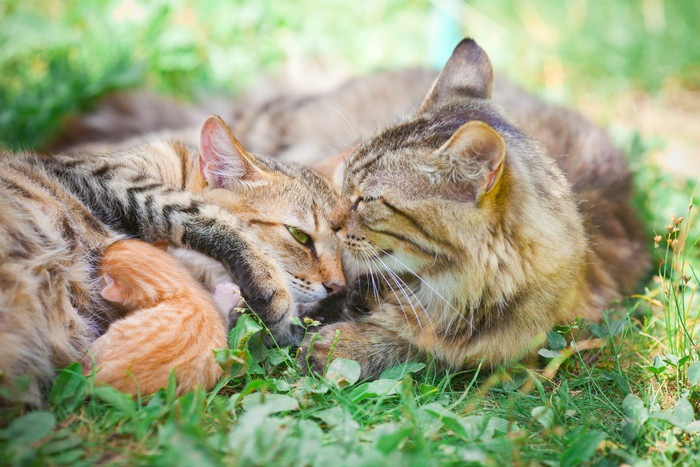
49,39,648,380
0,116,342,405
301,39,649,378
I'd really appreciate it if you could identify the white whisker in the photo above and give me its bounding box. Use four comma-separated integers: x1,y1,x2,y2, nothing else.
358,250,381,306
363,250,412,327
366,246,438,337
375,246,462,314
373,246,475,330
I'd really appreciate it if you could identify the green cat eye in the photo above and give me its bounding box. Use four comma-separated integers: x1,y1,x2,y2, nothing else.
286,225,311,246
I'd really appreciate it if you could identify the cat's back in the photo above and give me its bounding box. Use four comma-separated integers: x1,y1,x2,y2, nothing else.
0,150,112,313
493,77,631,192
492,77,649,299
0,150,115,405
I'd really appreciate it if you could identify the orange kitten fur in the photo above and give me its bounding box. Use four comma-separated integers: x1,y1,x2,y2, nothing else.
85,239,227,396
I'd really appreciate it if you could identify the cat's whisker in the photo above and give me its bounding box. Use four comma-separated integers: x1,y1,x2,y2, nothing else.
373,256,423,329
374,246,470,320
363,250,413,327
358,250,381,305
366,247,439,338
323,102,361,142
442,312,458,340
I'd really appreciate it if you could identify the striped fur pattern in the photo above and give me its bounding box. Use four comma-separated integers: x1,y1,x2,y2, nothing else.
0,116,343,405
84,239,227,396
301,39,649,379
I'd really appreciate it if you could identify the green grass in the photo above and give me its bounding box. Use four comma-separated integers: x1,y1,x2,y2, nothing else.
2,0,700,465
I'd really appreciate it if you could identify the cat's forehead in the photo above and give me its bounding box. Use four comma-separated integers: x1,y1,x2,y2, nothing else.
270,167,338,220
343,104,519,195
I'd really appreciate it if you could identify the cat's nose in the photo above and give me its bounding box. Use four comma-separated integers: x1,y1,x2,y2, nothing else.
323,281,344,295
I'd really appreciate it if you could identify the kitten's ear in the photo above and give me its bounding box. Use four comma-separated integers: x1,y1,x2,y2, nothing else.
151,240,169,251
419,38,494,112
199,115,263,187
100,274,127,305
431,121,506,199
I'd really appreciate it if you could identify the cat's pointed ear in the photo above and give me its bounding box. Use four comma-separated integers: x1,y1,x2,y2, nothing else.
431,121,506,198
419,38,494,112
199,115,263,187
100,274,127,305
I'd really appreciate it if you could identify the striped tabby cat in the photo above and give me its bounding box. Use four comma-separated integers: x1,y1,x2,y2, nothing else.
0,116,343,405
301,39,649,378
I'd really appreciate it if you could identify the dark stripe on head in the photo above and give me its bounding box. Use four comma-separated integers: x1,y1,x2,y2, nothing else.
348,152,383,180
381,200,454,251
365,225,439,258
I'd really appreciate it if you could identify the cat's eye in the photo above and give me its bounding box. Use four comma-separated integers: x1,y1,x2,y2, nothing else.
286,225,312,247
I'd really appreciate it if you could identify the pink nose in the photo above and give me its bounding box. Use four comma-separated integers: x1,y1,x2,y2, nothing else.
323,281,344,295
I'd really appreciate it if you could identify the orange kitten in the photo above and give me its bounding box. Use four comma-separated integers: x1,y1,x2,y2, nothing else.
85,239,228,396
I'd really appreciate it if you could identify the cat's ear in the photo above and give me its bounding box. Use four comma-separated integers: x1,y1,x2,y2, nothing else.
199,115,263,187
419,38,494,112
100,274,127,305
150,240,169,251
431,121,506,199
312,143,357,192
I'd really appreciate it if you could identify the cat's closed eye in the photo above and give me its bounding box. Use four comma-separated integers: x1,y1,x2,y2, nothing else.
352,195,381,210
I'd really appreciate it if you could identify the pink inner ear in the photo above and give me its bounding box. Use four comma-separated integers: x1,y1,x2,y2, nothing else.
199,116,252,188
199,127,227,188
100,274,126,305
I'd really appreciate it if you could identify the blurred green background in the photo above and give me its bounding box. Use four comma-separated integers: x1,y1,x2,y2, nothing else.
1,0,699,154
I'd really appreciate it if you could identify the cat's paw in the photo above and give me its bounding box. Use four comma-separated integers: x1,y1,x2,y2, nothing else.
297,333,330,376
244,287,301,345
296,289,349,325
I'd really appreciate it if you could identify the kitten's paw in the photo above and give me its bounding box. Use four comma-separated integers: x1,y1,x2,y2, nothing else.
214,282,244,314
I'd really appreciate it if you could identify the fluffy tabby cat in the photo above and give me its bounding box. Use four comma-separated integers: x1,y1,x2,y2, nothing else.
0,116,343,405
50,38,648,379
85,239,227,396
300,39,649,378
